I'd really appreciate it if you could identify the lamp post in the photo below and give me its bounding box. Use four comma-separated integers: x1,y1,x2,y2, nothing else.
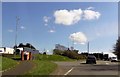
14,16,20,54
87,41,89,56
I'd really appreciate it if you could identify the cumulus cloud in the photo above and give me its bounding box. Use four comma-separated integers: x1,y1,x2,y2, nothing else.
8,29,13,32
54,8,101,26
69,32,87,44
54,9,83,26
87,7,94,10
48,29,55,33
83,9,101,20
96,32,101,37
43,16,50,23
44,23,48,26
20,26,25,30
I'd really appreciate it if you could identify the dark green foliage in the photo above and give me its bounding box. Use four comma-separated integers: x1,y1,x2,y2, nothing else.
14,43,36,49
53,49,86,60
25,43,36,49
63,50,86,60
2,54,14,58
53,49,65,55
13,45,17,49
18,43,24,47
114,37,120,59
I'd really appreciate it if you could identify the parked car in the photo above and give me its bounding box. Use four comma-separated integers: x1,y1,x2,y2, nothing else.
86,55,96,64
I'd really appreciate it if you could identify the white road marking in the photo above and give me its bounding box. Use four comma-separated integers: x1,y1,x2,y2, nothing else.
64,67,74,75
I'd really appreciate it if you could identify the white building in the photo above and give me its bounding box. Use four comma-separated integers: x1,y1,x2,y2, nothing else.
0,47,14,54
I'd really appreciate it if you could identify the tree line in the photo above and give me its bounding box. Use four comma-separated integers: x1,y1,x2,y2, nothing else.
13,43,36,49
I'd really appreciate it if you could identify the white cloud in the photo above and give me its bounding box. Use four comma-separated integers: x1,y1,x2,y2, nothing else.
20,26,25,30
54,8,101,26
54,9,83,26
8,29,13,32
83,9,101,20
69,32,87,44
48,29,55,33
87,7,94,10
44,23,48,26
96,32,101,37
43,16,50,23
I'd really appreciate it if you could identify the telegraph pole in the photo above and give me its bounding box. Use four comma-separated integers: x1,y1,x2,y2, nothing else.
87,41,89,55
72,37,74,50
14,16,20,54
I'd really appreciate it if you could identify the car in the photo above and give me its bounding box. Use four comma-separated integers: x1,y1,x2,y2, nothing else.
110,57,118,62
86,55,96,64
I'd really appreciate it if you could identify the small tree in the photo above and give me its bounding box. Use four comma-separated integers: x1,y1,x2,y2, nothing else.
18,43,24,47
114,37,120,59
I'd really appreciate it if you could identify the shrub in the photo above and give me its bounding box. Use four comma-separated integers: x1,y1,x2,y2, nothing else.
53,49,64,55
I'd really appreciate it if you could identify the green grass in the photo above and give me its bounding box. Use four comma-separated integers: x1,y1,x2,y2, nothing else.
34,54,75,61
26,60,57,75
0,56,2,71
25,54,74,75
0,56,18,71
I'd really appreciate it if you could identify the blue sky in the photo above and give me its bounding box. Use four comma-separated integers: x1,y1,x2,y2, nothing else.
2,2,118,53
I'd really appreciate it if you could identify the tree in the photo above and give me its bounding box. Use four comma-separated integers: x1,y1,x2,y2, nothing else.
13,43,36,49
26,43,36,49
114,37,120,59
18,43,24,47
13,45,18,49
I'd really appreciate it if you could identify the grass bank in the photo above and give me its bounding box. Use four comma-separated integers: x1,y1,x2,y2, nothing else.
26,60,57,75
34,54,75,61
25,54,74,75
0,56,18,71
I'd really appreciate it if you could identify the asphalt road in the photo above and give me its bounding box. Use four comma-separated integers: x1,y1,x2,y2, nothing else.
51,60,120,76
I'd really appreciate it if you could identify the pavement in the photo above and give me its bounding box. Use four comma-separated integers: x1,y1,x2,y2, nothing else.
2,60,34,76
51,60,120,76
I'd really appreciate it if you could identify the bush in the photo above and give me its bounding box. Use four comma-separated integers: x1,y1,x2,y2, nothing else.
62,50,80,59
53,49,86,60
2,54,14,58
53,49,65,55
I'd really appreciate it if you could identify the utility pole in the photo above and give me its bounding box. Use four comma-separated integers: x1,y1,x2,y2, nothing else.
72,37,74,50
87,41,89,55
67,41,69,49
14,16,20,54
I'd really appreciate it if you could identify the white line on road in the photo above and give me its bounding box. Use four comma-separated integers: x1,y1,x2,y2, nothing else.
64,67,74,75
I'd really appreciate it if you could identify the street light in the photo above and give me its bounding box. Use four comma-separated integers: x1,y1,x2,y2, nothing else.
87,41,89,56
14,16,20,55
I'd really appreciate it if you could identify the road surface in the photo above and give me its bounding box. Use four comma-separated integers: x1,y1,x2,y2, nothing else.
51,60,120,77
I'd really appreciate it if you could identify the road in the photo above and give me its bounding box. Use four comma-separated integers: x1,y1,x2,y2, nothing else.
51,60,120,76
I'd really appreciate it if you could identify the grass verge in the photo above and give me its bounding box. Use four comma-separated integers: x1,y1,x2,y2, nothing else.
34,54,75,61
25,60,57,75
0,56,18,71
24,54,74,75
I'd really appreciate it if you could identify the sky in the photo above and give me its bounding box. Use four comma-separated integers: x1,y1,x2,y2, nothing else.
2,2,118,53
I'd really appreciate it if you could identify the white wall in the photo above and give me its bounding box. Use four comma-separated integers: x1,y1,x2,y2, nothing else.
0,47,14,54
0,48,4,54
